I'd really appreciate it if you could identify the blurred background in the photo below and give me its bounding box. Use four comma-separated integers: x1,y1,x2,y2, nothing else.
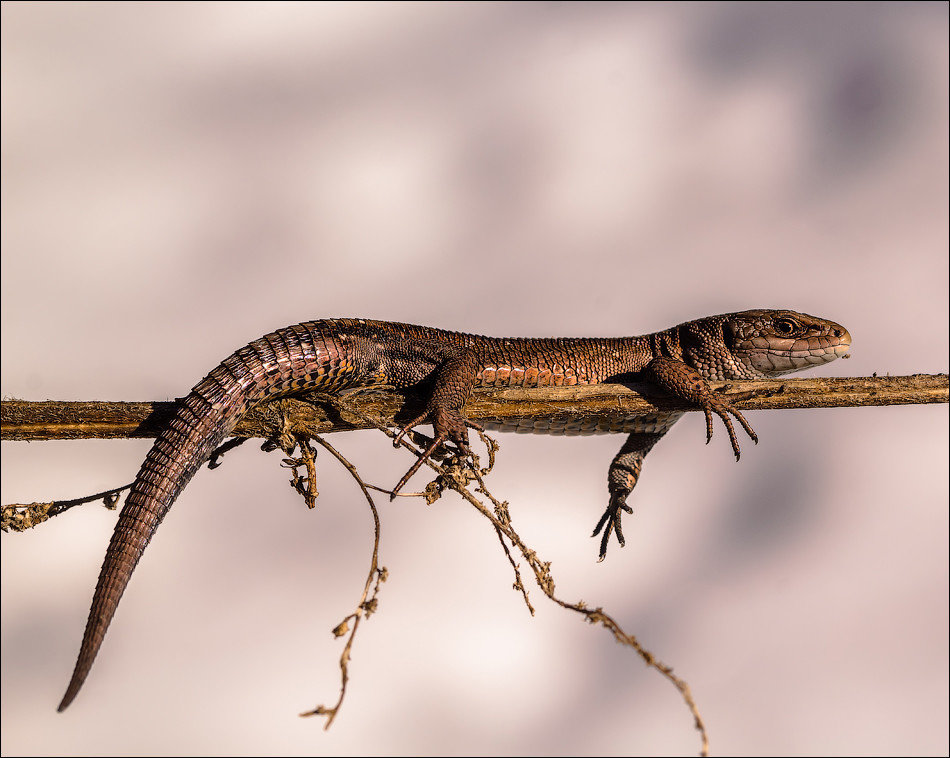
2,2,947,755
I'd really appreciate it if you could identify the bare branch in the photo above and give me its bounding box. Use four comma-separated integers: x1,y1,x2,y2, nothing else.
2,374,945,442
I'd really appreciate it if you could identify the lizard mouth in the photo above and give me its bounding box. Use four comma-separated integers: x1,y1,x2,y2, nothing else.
745,334,851,373
762,328,851,358
756,343,849,360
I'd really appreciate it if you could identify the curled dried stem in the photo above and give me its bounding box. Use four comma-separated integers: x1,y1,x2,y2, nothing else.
291,432,386,729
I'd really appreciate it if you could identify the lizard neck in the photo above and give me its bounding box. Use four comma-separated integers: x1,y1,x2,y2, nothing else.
619,327,683,374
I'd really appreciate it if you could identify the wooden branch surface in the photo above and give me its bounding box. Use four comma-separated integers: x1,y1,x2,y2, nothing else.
2,374,945,442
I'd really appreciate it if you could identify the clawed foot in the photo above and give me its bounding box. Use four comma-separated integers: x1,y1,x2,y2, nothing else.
592,493,633,562
390,410,482,499
645,357,758,461
701,391,757,460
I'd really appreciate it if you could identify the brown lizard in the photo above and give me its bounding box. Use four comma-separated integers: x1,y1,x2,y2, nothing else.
57,309,851,710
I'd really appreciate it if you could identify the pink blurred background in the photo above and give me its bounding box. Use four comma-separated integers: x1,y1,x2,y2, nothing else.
2,3,947,755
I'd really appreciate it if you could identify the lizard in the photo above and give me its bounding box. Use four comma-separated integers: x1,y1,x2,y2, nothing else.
56,308,851,711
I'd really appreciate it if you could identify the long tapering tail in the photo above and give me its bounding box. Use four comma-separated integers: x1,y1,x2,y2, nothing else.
57,320,368,710
57,389,242,711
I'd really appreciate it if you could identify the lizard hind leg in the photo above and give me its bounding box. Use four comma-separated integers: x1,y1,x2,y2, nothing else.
390,408,447,499
389,351,482,499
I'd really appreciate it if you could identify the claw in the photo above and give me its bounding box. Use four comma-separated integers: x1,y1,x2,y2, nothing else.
592,495,633,561
731,407,757,444
390,433,447,499
393,410,429,449
390,407,475,498
702,397,757,461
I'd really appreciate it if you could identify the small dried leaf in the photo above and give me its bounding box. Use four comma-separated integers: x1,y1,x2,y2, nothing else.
423,481,443,505
1,502,54,532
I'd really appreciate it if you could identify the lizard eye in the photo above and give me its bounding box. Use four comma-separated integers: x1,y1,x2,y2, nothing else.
772,318,799,336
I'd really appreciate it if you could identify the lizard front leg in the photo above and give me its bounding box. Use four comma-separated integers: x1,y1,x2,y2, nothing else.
592,351,759,560
592,408,683,560
643,356,757,460
592,431,667,560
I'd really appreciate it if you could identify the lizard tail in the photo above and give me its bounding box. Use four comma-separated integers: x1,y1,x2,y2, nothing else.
57,388,244,711
58,320,360,711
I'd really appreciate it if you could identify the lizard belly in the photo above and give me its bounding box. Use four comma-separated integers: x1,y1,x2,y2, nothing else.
481,412,683,436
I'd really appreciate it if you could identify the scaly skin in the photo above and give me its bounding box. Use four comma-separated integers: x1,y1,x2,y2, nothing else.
57,309,850,711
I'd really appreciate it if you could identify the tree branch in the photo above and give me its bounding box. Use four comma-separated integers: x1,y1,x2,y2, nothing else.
1,374,946,442
0,374,950,440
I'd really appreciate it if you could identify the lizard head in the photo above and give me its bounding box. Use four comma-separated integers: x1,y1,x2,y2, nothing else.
681,309,851,380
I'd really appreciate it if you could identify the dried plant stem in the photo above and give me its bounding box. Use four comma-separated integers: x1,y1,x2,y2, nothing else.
329,396,710,756
287,432,387,729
